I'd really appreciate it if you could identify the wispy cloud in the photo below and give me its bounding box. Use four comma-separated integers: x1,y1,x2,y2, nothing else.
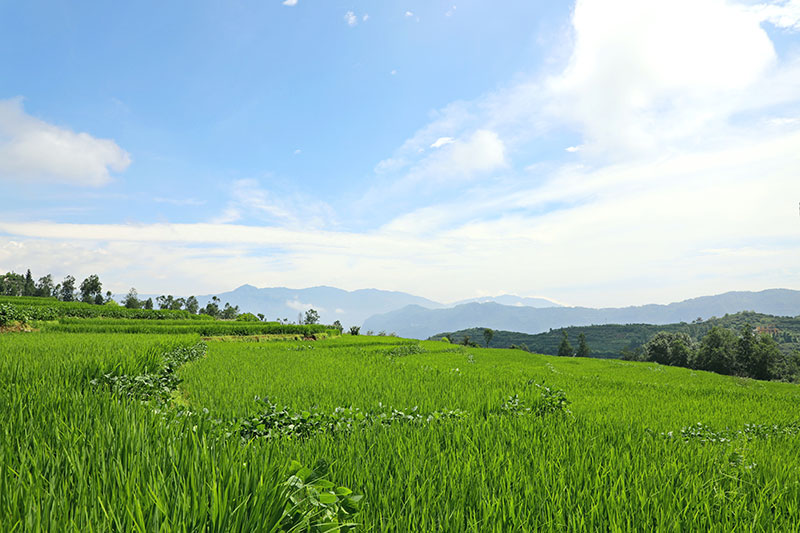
0,98,131,186
211,178,336,229
154,197,206,206
344,11,358,26
282,0,298,6
430,137,455,148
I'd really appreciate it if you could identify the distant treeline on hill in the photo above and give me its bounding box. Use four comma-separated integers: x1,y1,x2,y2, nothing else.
430,311,800,358
431,311,800,382
0,269,239,318
0,269,334,329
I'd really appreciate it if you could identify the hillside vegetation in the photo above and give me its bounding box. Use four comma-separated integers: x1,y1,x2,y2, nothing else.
431,311,800,358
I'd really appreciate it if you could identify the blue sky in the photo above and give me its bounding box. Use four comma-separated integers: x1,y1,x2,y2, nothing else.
1,0,799,306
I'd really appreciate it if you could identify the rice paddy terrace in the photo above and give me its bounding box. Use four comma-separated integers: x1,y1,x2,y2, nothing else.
1,309,799,531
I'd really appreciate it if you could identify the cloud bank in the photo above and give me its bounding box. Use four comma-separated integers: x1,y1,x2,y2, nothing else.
0,98,131,186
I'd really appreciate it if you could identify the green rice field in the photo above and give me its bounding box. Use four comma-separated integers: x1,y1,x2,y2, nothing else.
2,329,799,531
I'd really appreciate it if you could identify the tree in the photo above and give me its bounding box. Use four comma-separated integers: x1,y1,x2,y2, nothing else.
104,290,113,304
185,296,199,314
576,332,591,357
35,275,55,298
483,328,494,348
332,320,343,333
156,295,174,310
221,303,239,320
143,298,154,310
643,332,692,367
669,334,693,368
79,274,103,304
557,331,574,357
123,288,141,309
750,334,781,381
695,326,736,374
200,296,220,317
257,313,265,322
349,326,360,336
0,272,25,296
23,269,35,296
735,324,757,376
304,309,320,325
60,276,77,302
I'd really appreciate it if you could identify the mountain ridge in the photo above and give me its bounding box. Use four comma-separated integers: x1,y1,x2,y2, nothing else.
362,288,800,339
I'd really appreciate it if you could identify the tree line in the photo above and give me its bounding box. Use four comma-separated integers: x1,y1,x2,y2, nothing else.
624,325,799,382
0,269,243,319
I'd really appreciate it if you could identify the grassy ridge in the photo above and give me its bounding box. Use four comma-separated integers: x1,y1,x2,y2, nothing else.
0,295,197,322
40,320,333,336
178,336,800,531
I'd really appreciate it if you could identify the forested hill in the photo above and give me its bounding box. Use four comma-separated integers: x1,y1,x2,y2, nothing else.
429,311,800,358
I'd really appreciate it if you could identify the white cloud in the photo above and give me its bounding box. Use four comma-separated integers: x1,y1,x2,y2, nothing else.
293,148,302,155
362,14,369,22
0,98,131,186
565,145,581,153
405,11,414,17
430,137,455,148
286,299,323,313
751,0,800,30
446,5,457,17
344,11,358,26
282,0,298,5
548,0,781,156
390,69,397,76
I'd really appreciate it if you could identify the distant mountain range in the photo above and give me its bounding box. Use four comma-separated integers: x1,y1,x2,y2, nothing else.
451,295,562,308
192,285,442,327
122,286,561,328
362,289,800,339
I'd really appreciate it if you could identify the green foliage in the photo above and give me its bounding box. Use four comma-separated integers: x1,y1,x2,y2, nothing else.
304,308,320,325
431,311,800,359
0,296,199,321
236,312,260,322
557,330,574,357
644,332,693,367
79,274,103,304
348,326,360,336
40,318,329,336
123,287,141,309
60,275,77,302
695,326,737,375
576,332,590,357
483,328,494,348
283,459,363,532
